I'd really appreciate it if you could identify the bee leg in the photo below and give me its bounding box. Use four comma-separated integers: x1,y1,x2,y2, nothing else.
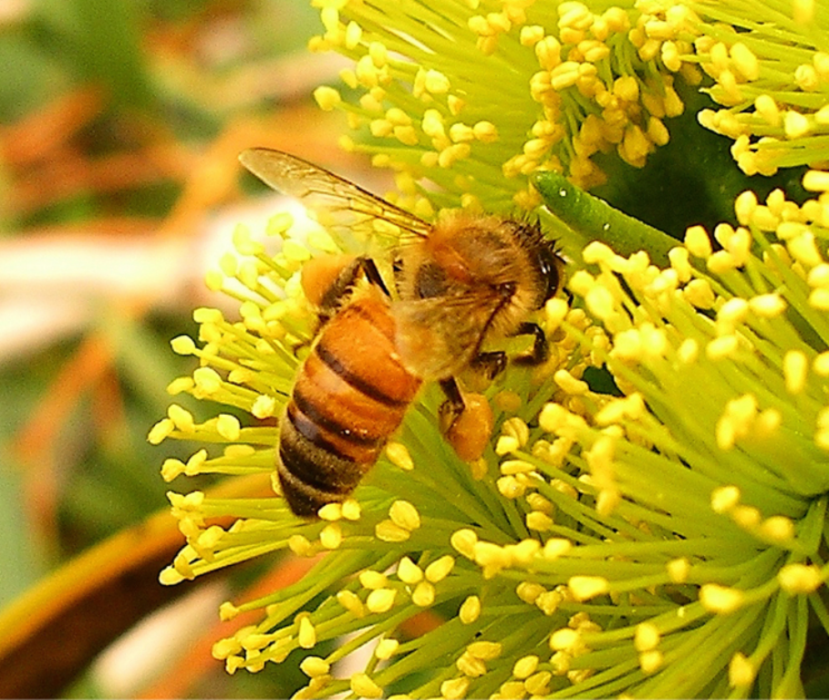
437,377,466,435
469,351,508,381
361,257,391,295
512,322,548,366
438,377,495,461
318,256,390,316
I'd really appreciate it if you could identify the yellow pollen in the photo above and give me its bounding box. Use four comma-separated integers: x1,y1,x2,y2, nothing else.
639,649,663,674
350,673,383,699
501,416,530,446
711,484,741,513
732,504,761,529
699,583,745,613
451,528,478,559
783,350,809,393
288,534,312,557
502,460,535,478
667,557,690,583
568,575,609,601
584,285,617,320
749,293,786,317
497,475,526,499
536,589,563,615
359,570,388,590
527,511,554,531
368,41,388,67
706,334,739,360
319,522,342,549
803,169,829,192
300,656,330,677
549,627,580,651
729,652,757,688
313,85,342,111
815,351,829,376
468,640,502,660
759,515,795,542
397,556,424,584
778,563,823,593
336,590,365,617
784,110,811,139
424,69,451,94
793,0,815,23
499,680,526,699
298,615,316,649
425,555,455,582
412,580,436,606
389,500,421,530
473,541,510,570
517,581,545,604
513,654,539,679
684,225,713,257
496,435,520,455
729,42,759,80
366,588,397,613
684,279,716,309
341,498,361,520
375,638,399,660
385,441,414,471
543,538,572,559
317,502,342,521
167,404,195,432
811,288,829,310
634,622,660,651
524,670,552,695
375,519,410,542
520,24,545,47
440,677,470,699
459,595,482,624
456,651,487,678
787,232,822,267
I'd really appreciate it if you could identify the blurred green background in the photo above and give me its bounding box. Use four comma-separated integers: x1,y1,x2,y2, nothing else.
0,1,364,696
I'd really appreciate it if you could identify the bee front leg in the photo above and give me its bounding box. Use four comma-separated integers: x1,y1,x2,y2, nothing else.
314,255,390,318
512,322,548,366
438,377,494,462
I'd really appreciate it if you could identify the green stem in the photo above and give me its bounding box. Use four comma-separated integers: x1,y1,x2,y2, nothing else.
532,171,678,266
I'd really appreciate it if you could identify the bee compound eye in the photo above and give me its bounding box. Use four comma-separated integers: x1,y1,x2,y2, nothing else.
538,247,563,301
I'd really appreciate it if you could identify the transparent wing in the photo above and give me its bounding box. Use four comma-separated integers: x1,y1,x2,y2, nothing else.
239,148,431,251
392,292,502,380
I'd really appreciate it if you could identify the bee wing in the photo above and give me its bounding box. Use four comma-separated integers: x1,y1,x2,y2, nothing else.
239,148,431,251
392,292,502,380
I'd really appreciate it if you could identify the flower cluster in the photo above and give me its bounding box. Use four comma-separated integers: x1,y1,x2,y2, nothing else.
311,0,829,197
310,0,697,199
688,0,829,175
149,0,829,696
151,166,829,696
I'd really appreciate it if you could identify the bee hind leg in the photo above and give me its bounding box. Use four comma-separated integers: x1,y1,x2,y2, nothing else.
469,351,507,381
438,377,494,462
438,377,465,435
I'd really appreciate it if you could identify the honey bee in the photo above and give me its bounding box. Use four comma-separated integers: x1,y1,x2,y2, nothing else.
239,148,565,516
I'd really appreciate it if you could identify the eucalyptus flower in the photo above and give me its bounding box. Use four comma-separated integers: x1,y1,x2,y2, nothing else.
151,0,829,697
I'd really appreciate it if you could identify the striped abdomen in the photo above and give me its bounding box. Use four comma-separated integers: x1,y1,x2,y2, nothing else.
277,292,422,516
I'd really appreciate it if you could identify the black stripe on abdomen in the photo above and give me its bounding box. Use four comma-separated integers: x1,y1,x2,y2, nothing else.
291,388,385,447
277,410,367,516
314,340,409,408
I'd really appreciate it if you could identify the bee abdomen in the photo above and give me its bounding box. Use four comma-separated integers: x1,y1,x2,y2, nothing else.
277,295,422,516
